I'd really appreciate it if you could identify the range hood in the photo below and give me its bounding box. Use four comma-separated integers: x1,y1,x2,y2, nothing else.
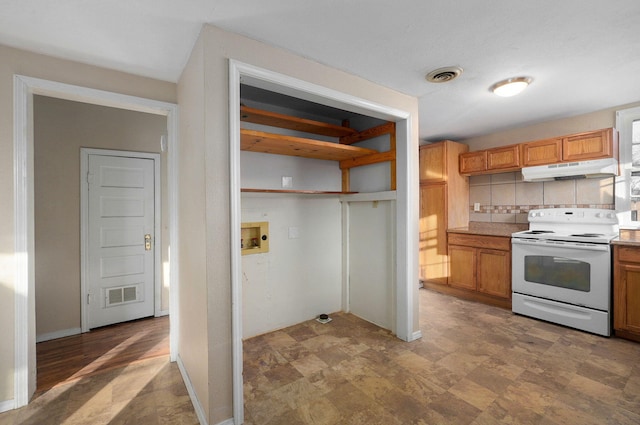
521,157,619,182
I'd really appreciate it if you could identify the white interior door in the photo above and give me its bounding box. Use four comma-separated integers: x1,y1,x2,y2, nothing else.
87,154,155,329
348,200,395,330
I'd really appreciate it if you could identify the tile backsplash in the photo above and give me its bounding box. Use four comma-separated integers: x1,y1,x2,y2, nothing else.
469,172,615,223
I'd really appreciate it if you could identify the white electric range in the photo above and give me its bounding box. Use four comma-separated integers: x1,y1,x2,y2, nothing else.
511,208,618,336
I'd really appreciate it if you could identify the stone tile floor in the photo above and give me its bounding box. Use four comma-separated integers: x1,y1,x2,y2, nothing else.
243,288,640,424
2,288,639,424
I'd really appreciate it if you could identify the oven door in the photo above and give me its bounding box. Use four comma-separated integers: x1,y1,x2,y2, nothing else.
511,238,611,311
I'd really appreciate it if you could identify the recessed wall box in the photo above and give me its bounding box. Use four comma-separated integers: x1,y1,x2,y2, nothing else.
241,221,269,255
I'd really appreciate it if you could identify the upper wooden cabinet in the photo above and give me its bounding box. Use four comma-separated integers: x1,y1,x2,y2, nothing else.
459,144,520,175
521,128,617,167
521,138,562,167
459,151,487,175
487,145,520,171
419,142,447,183
563,128,615,162
464,128,618,173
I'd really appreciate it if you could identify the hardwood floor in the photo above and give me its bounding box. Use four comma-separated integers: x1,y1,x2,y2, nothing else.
36,316,170,392
0,316,199,425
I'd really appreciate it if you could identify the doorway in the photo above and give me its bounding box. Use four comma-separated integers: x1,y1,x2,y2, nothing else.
14,75,179,407
81,150,161,331
229,61,418,423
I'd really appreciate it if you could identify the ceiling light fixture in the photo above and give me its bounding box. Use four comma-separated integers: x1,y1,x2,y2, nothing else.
490,77,532,97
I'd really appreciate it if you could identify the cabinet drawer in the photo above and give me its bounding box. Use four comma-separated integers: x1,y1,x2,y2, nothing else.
617,245,640,263
448,233,511,251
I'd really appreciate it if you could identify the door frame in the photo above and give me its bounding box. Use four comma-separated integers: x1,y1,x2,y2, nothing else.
13,75,179,407
80,148,162,333
228,60,420,423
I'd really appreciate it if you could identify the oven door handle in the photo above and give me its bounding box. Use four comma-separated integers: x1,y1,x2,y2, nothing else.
511,238,610,252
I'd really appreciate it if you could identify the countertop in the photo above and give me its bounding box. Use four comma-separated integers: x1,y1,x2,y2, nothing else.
447,222,528,238
612,229,640,247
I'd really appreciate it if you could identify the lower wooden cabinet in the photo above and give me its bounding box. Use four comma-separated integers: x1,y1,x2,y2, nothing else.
613,245,640,342
448,245,476,290
477,249,511,298
448,233,512,301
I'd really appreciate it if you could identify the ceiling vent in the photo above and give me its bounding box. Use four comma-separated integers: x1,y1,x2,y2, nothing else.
425,66,463,83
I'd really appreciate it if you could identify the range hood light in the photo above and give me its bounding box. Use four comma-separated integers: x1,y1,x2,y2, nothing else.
491,77,532,97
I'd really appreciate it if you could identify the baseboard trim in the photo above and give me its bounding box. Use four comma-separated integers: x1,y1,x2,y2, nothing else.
215,419,235,425
0,399,15,413
409,330,423,341
36,327,82,343
176,354,209,425
421,283,511,310
156,309,170,317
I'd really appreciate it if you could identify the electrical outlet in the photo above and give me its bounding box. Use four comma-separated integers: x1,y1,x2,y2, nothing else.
474,202,481,212
282,176,293,188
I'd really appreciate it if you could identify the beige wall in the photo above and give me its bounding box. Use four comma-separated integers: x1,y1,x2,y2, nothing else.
176,34,210,419
33,95,169,338
0,44,175,404
176,24,420,424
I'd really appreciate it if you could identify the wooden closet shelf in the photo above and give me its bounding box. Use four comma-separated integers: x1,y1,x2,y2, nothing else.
241,189,358,194
241,129,378,161
241,105,357,138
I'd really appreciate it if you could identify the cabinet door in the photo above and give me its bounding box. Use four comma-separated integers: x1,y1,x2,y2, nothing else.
614,262,640,334
563,129,613,161
477,248,511,299
419,143,446,183
487,145,520,171
459,151,487,175
419,184,447,284
448,245,476,290
521,138,562,166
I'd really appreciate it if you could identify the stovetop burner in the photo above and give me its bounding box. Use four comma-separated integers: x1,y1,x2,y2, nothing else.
511,208,619,244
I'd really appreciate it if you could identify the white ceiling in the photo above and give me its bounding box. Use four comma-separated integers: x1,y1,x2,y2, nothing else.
3,0,640,141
